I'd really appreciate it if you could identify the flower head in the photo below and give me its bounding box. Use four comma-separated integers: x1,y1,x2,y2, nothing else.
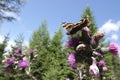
29,50,34,54
93,31,104,40
68,53,77,69
82,26,90,34
76,44,86,51
18,59,29,68
67,36,80,48
14,48,22,54
89,57,99,78
109,43,119,56
6,57,14,65
98,60,106,67
89,65,99,78
103,66,109,72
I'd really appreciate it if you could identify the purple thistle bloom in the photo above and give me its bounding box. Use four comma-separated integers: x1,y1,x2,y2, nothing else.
82,26,90,34
67,36,80,48
98,60,106,67
15,49,19,54
89,65,99,78
29,50,34,54
14,48,22,54
109,43,119,56
68,53,77,69
18,59,29,68
6,57,14,65
89,57,99,78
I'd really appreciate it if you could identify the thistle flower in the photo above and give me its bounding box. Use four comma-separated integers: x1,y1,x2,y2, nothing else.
109,43,119,56
93,31,104,40
82,26,90,35
68,53,77,69
76,44,86,51
18,59,29,68
14,49,19,54
29,50,34,60
14,48,22,54
81,27,91,44
6,57,14,65
29,50,34,54
103,66,109,72
67,36,80,48
98,60,106,67
89,57,99,78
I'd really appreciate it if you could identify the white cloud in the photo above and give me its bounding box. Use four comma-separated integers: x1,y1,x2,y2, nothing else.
99,20,120,43
99,20,120,34
111,34,118,41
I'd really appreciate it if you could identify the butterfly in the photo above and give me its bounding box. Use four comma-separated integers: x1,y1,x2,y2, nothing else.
62,16,91,35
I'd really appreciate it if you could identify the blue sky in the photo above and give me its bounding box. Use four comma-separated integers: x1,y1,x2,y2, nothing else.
0,0,120,47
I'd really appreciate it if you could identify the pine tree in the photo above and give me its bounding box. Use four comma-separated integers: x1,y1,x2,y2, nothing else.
43,27,69,80
112,55,120,80
0,34,9,58
0,35,9,79
30,21,50,50
29,21,50,80
0,0,26,22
